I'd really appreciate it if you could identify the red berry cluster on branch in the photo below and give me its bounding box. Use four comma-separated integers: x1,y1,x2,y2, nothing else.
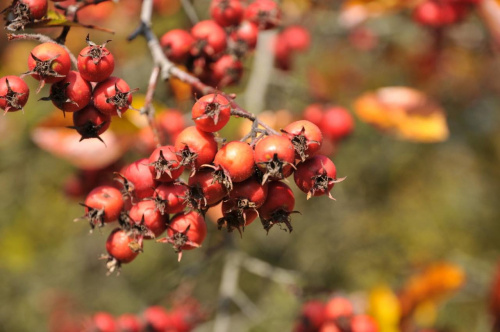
294,297,378,332
412,0,481,27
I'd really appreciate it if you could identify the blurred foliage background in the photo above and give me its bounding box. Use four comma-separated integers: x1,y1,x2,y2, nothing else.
1,0,500,331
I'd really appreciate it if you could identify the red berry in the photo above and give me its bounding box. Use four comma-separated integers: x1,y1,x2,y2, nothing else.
211,54,243,87
160,29,195,63
117,314,142,332
351,315,378,332
0,76,29,114
302,103,323,127
294,155,342,200
244,0,281,30
231,20,259,53
106,228,141,264
143,306,171,332
280,25,311,52
129,200,168,239
324,296,353,320
319,322,341,332
148,145,184,182
188,169,228,208
121,159,158,200
14,0,48,21
26,42,71,90
92,312,117,332
153,182,188,215
214,141,255,183
77,35,115,83
229,177,268,209
192,93,231,132
93,76,135,117
82,185,124,228
320,107,354,141
164,211,207,261
257,181,296,233
282,120,323,161
300,300,326,331
210,0,244,27
71,105,111,143
175,126,219,171
43,71,92,113
191,20,228,58
217,199,258,234
254,135,296,183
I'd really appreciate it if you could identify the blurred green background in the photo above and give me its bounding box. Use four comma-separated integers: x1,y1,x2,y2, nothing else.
1,0,500,331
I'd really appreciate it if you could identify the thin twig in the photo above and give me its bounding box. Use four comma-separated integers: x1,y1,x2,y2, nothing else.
142,66,162,147
7,33,78,68
180,0,199,25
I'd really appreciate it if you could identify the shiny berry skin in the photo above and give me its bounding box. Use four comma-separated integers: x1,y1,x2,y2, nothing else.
294,155,340,199
84,185,124,226
168,211,207,250
191,20,228,58
0,76,29,114
211,55,243,87
19,0,48,20
244,0,281,30
283,120,323,161
45,71,92,113
324,296,353,320
106,228,140,263
93,76,134,117
148,145,184,182
351,315,378,332
91,312,117,332
320,107,354,141
117,314,142,332
214,141,254,183
26,42,71,85
280,25,311,52
121,158,157,200
192,94,231,132
129,200,168,238
188,169,228,207
210,0,244,27
258,181,296,232
71,105,111,142
175,126,218,170
229,177,268,208
254,135,296,182
160,29,195,63
77,39,115,83
153,183,188,215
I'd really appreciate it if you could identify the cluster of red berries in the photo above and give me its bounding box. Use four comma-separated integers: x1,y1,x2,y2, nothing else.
294,297,378,332
0,35,137,144
78,92,344,272
412,0,481,27
159,0,282,87
73,302,204,332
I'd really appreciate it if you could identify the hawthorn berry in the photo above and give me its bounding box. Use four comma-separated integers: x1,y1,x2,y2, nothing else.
217,199,258,235
299,300,326,331
25,42,71,91
190,20,228,58
282,120,323,161
153,182,188,215
159,211,207,261
254,135,296,183
211,54,244,87
351,315,378,332
280,25,311,52
105,228,142,273
244,0,281,30
93,76,136,117
147,145,184,182
80,185,124,229
0,75,29,114
70,105,111,143
257,181,297,233
320,106,354,141
41,71,92,114
294,155,344,200
160,29,195,63
119,158,158,201
143,306,172,332
129,200,168,239
117,314,142,332
302,103,323,126
192,93,231,133
231,20,259,54
210,0,245,27
77,35,115,83
324,296,354,321
187,169,228,210
229,177,268,209
214,141,255,184
91,312,117,332
175,126,219,171
5,0,48,30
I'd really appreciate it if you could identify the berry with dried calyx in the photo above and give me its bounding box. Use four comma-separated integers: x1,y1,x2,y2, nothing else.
0,76,29,114
77,34,115,83
69,105,111,144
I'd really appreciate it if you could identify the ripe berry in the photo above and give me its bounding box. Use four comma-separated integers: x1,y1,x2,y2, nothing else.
351,315,378,332
93,76,136,117
7,0,48,28
105,228,141,270
41,71,92,114
217,199,258,235
294,155,343,200
175,126,218,171
120,159,158,201
192,93,231,132
210,0,244,27
191,20,228,58
282,120,323,161
324,296,354,321
229,177,268,209
129,200,168,239
231,21,259,55
211,54,243,87
320,107,354,141
244,0,281,30
77,35,115,83
25,42,71,91
0,75,29,114
254,135,296,183
299,300,326,331
81,185,124,229
153,183,188,215
91,312,117,332
302,103,323,126
319,323,341,332
214,141,255,183
187,169,228,210
160,29,195,63
117,314,142,332
160,211,207,261
70,105,111,143
413,0,464,27
257,181,296,233
148,145,184,182
280,25,311,52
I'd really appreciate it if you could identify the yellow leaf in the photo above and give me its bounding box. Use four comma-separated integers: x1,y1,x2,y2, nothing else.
369,286,401,332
